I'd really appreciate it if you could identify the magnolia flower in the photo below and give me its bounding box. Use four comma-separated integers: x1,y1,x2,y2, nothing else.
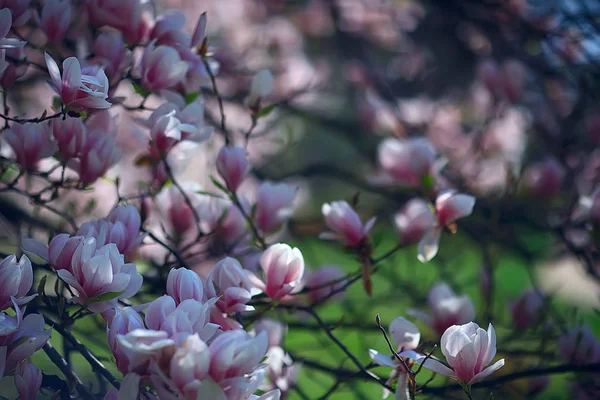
208,330,269,395
0,46,27,87
376,137,436,187
45,53,111,109
521,158,565,199
22,233,84,271
14,360,42,400
93,30,129,83
418,191,476,263
139,42,188,92
255,243,305,300
150,10,189,47
302,265,345,303
254,181,296,233
87,0,150,45
0,254,35,310
51,116,87,160
156,182,203,237
205,257,255,313
394,199,436,245
166,268,204,305
145,296,220,345
216,145,251,193
558,326,600,365
410,283,476,337
38,0,71,44
117,329,176,373
57,239,143,312
320,201,376,248
410,322,505,387
0,2,30,27
105,306,145,373
166,334,213,399
511,289,544,331
254,319,287,349
248,69,274,108
4,123,56,170
0,8,25,50
198,197,248,250
72,128,122,185
369,317,421,369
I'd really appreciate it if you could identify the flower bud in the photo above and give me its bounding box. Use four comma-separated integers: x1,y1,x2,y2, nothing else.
216,145,250,193
105,306,145,373
259,243,304,300
51,116,87,160
208,330,268,383
303,265,345,303
320,201,376,248
13,361,42,400
166,268,204,305
248,69,274,108
93,30,128,83
150,10,189,47
521,158,565,199
511,289,544,331
169,334,211,398
558,326,600,365
389,317,420,351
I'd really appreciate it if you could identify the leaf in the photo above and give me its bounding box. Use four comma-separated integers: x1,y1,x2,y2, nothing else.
52,96,62,110
162,177,173,189
87,290,126,304
256,104,277,118
185,92,200,105
132,83,150,98
210,175,229,193
420,174,435,191
194,190,225,199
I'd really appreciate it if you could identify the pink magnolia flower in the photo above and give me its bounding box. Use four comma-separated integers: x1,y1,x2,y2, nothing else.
369,316,421,369
168,333,212,398
77,215,143,258
254,181,296,233
105,306,145,373
320,201,376,248
410,283,476,337
92,30,129,84
150,10,189,47
248,69,274,109
45,53,111,110
51,116,86,160
0,308,51,374
256,243,304,300
87,0,150,45
558,326,600,365
478,59,502,97
0,254,35,310
157,91,214,142
0,46,27,87
117,329,176,373
411,322,504,387
208,330,268,392
72,128,122,185
0,8,25,49
148,110,197,153
4,123,56,170
166,268,204,305
254,319,287,349
57,239,143,312
418,191,475,262
106,205,144,255
302,265,345,303
22,234,84,271
205,257,255,313
14,360,42,400
156,182,203,238
501,59,527,103
521,158,565,199
376,137,436,187
199,197,248,250
394,199,436,245
145,296,220,345
38,0,71,44
511,289,544,331
0,1,29,27
216,145,251,193
138,42,188,92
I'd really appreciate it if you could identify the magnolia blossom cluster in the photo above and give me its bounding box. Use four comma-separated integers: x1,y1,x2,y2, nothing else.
0,254,50,400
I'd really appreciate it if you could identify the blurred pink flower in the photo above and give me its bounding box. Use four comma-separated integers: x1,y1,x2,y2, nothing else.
4,123,56,170
92,30,129,84
302,265,345,303
0,8,25,49
156,182,203,238
45,53,111,110
558,326,600,365
369,316,420,368
320,201,376,248
71,128,122,185
0,46,27,87
511,289,544,331
216,145,250,193
87,0,150,44
521,158,565,199
0,1,30,26
138,42,188,92
376,137,435,187
150,10,189,47
51,116,86,160
38,0,71,44
394,198,436,245
254,181,295,233
248,69,274,109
